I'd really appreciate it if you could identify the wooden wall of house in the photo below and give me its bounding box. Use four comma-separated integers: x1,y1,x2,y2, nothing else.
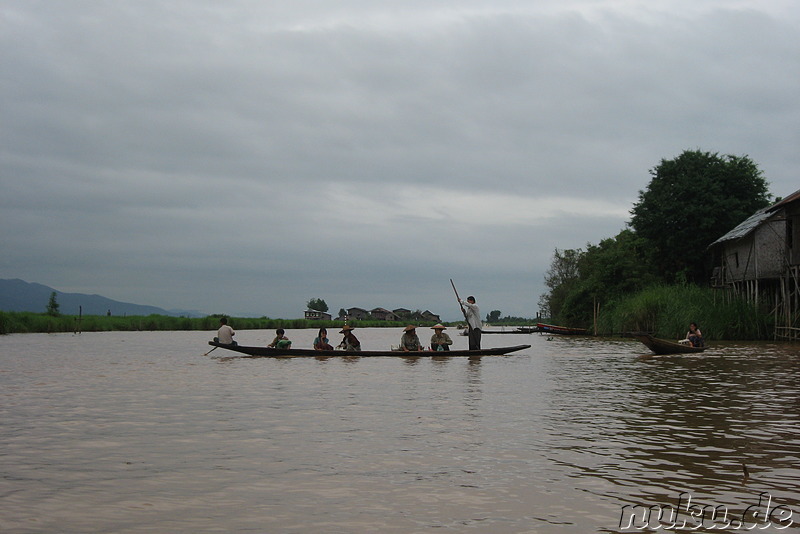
776,202,800,340
756,219,788,277
721,219,786,282
785,205,800,266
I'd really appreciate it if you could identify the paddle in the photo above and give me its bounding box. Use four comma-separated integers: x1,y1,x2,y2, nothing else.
203,345,218,356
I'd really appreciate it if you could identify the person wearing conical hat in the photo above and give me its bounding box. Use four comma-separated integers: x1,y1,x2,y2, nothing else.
338,325,361,351
399,325,422,352
430,324,452,352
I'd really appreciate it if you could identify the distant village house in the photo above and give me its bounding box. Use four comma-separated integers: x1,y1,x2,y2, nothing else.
392,308,411,319
421,310,441,322
328,306,442,323
304,309,332,321
346,307,370,320
370,308,397,321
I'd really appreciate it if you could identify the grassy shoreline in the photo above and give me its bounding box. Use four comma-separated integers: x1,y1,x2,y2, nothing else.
2,285,777,340
0,312,459,335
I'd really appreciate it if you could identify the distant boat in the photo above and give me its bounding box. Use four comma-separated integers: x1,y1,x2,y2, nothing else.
478,327,537,334
459,326,538,336
207,341,531,358
516,326,538,333
631,332,706,355
536,323,589,336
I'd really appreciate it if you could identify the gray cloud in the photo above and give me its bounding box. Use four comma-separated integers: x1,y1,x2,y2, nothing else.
1,1,798,321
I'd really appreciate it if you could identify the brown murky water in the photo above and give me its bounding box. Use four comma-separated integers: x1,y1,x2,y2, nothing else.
2,329,798,532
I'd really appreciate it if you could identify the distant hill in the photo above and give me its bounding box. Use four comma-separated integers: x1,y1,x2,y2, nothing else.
0,279,204,317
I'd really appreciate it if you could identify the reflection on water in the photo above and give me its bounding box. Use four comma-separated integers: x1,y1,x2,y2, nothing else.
1,330,798,533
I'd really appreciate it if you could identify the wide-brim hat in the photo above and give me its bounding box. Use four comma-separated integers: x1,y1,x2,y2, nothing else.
431,324,446,330
404,325,416,332
339,325,354,333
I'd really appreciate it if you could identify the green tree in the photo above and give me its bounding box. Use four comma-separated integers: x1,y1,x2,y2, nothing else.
486,310,502,323
539,248,582,321
630,150,771,283
46,291,60,316
558,230,660,326
306,298,329,313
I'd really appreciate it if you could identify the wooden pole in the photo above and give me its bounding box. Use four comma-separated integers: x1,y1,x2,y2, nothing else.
450,279,469,325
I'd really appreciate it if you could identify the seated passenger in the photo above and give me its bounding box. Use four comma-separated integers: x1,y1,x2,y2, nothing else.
686,322,704,347
214,317,237,345
400,325,422,351
313,327,334,351
338,325,361,351
430,324,453,351
268,328,292,349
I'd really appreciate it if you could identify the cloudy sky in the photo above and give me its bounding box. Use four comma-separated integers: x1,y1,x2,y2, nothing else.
2,1,798,321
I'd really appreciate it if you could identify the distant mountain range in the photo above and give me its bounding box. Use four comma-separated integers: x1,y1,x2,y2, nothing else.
0,279,204,317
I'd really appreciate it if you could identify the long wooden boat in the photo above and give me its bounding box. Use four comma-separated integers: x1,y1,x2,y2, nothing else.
207,341,531,358
515,326,538,333
481,330,528,334
484,326,537,334
459,330,533,336
536,323,589,336
461,328,535,335
631,333,706,355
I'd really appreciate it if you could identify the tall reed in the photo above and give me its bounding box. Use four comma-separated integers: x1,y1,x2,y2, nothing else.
597,285,773,340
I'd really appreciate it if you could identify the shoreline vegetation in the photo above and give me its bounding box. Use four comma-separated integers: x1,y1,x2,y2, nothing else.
0,284,776,340
0,313,470,336
594,285,773,341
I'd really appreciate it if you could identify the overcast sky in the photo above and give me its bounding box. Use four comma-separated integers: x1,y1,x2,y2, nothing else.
1,1,798,321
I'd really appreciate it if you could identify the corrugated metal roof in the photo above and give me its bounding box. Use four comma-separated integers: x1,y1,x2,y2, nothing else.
709,207,773,246
768,188,800,212
709,189,799,247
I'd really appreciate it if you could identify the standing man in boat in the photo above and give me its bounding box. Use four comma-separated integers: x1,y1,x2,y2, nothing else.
215,317,236,345
460,296,482,350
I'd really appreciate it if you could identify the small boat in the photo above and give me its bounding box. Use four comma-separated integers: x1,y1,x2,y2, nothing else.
631,332,706,355
516,326,539,333
536,323,589,336
480,330,530,334
207,341,531,358
478,326,537,334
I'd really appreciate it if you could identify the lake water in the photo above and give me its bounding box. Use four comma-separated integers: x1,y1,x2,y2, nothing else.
1,328,799,533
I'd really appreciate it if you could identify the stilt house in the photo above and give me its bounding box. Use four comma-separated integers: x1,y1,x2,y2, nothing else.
708,189,800,340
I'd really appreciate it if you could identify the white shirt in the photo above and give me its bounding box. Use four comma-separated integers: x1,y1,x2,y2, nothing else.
217,324,235,344
460,300,482,330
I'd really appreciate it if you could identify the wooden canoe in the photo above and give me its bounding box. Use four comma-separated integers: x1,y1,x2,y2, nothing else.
536,323,589,336
207,341,531,358
482,327,537,334
631,333,706,355
461,328,535,335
